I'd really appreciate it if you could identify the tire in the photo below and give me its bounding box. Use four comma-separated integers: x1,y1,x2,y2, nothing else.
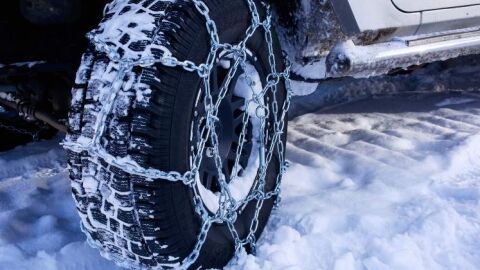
66,0,287,269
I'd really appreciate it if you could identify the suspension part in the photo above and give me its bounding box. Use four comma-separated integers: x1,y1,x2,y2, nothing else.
0,95,67,133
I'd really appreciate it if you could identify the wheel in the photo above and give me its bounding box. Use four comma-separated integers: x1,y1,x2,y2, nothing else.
66,0,288,269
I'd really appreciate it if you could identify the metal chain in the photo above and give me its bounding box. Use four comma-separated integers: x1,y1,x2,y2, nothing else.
63,0,293,268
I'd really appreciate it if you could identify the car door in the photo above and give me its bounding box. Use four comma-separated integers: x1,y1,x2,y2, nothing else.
331,0,480,37
392,0,480,12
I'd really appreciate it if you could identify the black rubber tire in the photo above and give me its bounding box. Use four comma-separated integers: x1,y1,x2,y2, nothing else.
66,0,287,269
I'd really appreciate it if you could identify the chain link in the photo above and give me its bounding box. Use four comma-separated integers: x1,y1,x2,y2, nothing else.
63,0,293,268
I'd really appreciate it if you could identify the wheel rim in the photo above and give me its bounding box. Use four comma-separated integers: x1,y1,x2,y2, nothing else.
191,49,265,213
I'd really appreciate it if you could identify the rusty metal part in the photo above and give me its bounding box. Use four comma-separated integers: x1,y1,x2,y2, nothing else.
0,96,67,133
326,28,480,78
273,0,388,63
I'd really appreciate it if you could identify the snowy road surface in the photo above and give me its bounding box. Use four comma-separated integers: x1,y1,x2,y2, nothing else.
1,92,480,270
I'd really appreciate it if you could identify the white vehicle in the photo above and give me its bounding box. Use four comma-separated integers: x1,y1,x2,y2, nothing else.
0,0,479,269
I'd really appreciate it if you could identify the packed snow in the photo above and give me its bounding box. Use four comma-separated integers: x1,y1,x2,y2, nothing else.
0,139,120,270
1,56,480,269
1,91,480,270
231,93,480,270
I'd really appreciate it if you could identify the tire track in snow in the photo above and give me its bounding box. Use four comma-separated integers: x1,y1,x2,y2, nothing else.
235,93,480,270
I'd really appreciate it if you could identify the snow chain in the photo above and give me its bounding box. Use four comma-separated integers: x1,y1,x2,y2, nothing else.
63,0,292,268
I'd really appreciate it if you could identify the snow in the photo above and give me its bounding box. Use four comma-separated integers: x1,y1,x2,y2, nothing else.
2,92,480,270
0,139,121,270
89,0,174,64
229,94,480,270
0,92,17,103
0,61,46,69
3,52,480,269
436,97,476,107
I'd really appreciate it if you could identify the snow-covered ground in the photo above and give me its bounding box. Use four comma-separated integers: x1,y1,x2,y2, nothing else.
234,93,480,270
1,55,480,269
0,139,120,270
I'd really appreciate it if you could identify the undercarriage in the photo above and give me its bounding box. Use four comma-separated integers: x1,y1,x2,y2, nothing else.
3,0,480,130
0,1,107,150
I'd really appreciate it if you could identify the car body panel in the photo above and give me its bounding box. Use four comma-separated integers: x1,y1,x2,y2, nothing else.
392,0,480,13
332,0,480,37
331,0,420,35
418,5,480,34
